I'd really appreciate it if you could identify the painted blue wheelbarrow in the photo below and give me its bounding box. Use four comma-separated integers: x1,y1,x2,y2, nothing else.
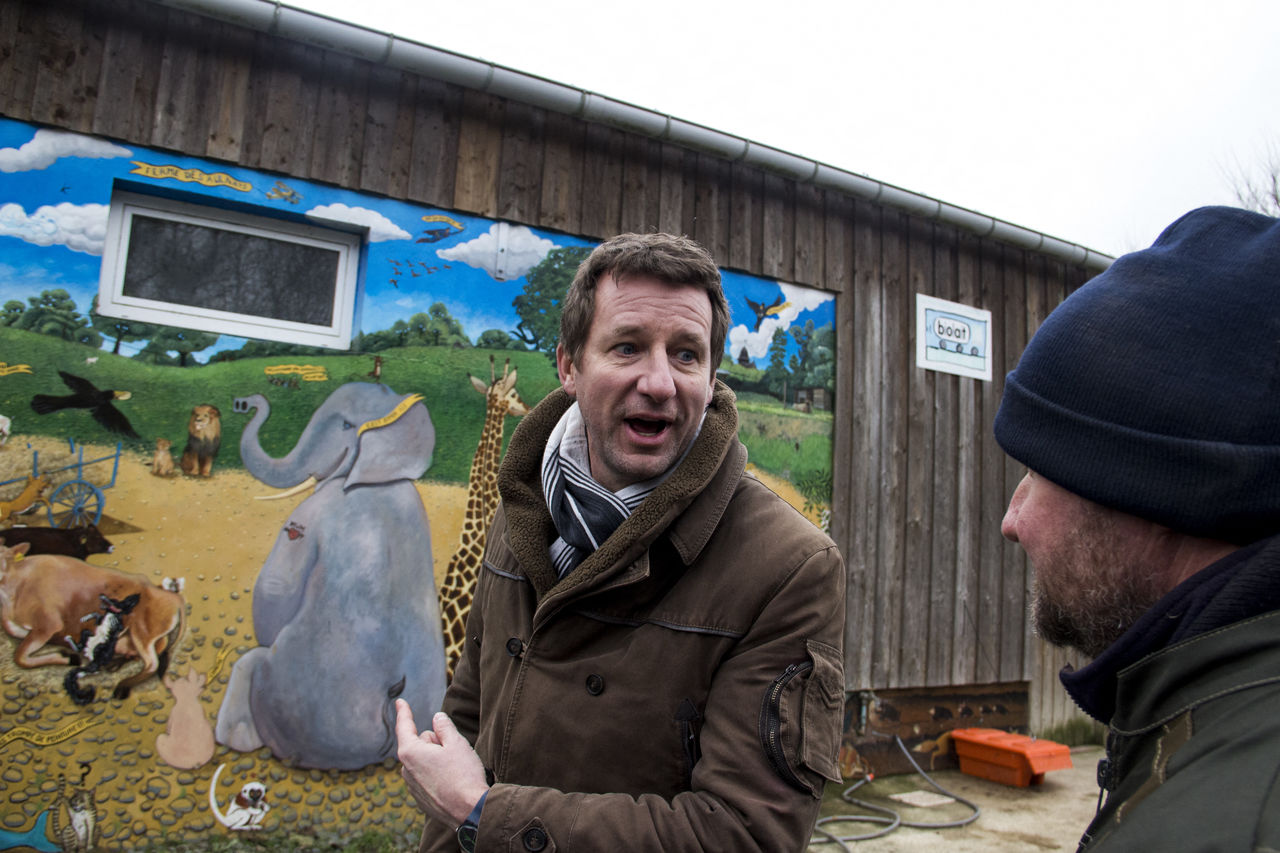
0,439,123,528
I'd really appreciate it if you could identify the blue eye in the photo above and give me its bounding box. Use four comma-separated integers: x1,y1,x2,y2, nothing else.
617,343,636,355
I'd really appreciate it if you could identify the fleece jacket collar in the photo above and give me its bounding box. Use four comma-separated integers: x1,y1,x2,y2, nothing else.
496,380,744,603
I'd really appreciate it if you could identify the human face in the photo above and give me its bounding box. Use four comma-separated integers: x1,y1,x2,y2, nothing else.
1001,471,1169,658
556,274,716,493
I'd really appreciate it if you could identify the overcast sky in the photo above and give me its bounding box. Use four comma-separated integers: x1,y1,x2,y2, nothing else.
287,0,1280,259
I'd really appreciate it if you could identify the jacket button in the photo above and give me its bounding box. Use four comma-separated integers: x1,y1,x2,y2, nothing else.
522,827,548,851
506,637,523,657
585,674,605,695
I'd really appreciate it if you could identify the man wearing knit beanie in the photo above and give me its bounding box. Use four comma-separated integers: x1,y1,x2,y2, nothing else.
995,206,1280,852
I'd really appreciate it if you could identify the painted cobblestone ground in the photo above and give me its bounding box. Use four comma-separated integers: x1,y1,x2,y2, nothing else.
0,445,444,849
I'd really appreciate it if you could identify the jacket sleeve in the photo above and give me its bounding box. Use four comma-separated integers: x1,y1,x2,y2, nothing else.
470,542,846,853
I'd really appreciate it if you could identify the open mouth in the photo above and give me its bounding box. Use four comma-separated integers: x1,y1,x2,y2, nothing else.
626,417,670,437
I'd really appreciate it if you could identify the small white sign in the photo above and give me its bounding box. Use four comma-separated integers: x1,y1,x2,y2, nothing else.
916,294,992,381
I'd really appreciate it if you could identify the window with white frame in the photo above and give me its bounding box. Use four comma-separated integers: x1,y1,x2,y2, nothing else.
98,189,363,349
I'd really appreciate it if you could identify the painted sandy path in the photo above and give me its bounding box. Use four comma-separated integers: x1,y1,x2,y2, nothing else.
0,441,461,848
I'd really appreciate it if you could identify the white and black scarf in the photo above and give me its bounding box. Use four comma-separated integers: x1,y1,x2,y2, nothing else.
541,404,696,578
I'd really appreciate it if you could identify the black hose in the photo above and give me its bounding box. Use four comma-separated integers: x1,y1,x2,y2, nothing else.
808,734,981,848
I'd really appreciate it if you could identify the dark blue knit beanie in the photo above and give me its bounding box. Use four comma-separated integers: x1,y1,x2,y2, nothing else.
994,205,1280,544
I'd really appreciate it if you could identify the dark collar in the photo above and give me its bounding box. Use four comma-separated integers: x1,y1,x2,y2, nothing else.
1061,534,1280,723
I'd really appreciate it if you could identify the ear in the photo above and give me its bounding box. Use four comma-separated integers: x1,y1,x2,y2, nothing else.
469,374,487,395
556,342,577,397
345,396,435,489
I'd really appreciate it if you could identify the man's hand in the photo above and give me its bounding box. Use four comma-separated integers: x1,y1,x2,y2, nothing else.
395,699,490,826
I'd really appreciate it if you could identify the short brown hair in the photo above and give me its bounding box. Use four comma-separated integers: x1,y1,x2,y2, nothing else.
559,233,729,378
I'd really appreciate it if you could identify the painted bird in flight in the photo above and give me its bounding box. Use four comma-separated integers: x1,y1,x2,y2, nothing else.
745,294,791,332
30,370,139,438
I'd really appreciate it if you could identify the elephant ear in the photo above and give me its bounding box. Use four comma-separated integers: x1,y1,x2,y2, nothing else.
346,396,435,489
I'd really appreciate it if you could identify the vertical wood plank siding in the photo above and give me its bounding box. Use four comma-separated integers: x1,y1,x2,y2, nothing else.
7,0,1100,706
927,226,960,686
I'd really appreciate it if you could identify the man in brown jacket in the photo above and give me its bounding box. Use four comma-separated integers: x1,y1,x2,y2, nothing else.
396,233,846,852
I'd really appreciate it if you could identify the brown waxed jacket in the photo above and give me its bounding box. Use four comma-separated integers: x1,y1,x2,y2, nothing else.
419,382,846,853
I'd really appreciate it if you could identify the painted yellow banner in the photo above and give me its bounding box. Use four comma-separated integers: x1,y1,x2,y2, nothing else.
422,214,464,230
0,362,33,376
0,715,102,748
130,161,252,192
264,364,329,382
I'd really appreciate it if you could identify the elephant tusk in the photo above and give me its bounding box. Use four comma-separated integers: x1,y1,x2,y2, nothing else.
254,476,318,501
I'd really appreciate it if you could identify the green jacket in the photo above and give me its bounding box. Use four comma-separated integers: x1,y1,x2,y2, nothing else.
419,382,846,852
1080,605,1280,851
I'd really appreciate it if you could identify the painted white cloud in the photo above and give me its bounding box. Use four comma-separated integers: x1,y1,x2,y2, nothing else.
0,129,132,173
305,204,410,242
728,281,834,360
436,222,555,281
779,281,834,315
0,202,109,255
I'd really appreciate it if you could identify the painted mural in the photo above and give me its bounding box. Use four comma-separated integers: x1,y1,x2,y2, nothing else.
0,116,835,849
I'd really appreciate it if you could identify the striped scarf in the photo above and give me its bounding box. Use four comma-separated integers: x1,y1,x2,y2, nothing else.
540,404,662,578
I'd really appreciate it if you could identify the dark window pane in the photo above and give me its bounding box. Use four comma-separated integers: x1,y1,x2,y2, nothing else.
122,215,338,326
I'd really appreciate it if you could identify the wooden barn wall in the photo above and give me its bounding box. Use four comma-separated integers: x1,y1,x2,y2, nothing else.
1,0,1095,693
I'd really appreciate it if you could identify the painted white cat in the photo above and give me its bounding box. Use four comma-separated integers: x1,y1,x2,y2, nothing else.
208,763,269,830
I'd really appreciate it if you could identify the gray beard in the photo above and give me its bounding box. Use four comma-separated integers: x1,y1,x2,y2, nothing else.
1029,505,1167,660
1031,584,1157,659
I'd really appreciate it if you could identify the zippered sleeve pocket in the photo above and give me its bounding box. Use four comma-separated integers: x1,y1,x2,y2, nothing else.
757,639,844,796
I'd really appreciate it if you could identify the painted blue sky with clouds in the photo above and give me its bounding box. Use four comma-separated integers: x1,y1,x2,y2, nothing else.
0,117,833,364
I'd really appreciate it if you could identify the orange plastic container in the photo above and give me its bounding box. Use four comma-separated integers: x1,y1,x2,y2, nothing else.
949,727,1072,787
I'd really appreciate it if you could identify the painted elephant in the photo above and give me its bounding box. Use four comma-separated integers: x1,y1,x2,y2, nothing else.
215,382,446,770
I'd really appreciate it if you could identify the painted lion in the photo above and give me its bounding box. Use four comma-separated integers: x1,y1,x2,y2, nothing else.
181,405,222,477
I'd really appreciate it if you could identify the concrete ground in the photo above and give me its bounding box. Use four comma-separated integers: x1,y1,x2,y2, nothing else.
810,746,1103,852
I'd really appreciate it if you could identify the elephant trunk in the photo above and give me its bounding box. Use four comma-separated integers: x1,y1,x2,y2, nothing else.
235,394,322,489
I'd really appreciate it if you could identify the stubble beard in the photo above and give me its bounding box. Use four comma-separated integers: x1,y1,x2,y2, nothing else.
1029,505,1166,659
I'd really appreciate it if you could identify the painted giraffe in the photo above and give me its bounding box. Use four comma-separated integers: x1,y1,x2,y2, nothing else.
438,356,528,680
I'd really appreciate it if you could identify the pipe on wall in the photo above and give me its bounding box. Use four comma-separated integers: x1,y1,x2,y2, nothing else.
145,0,1114,272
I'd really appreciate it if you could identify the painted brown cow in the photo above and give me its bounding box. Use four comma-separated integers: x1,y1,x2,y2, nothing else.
0,542,185,699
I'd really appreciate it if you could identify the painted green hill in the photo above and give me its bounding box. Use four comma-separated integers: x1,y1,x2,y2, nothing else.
0,328,831,502
0,327,561,485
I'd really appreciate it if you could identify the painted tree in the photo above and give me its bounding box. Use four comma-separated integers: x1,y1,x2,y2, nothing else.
511,246,592,359
207,340,326,361
89,294,158,355
143,326,219,366
0,300,25,326
388,304,471,348
15,289,102,347
427,302,470,346
790,321,835,393
798,323,835,393
763,327,791,399
476,329,520,349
